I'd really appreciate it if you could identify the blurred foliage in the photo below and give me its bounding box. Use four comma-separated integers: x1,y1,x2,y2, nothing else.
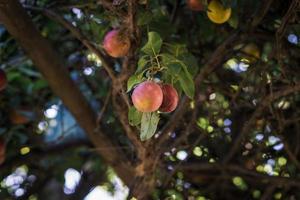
1,0,300,199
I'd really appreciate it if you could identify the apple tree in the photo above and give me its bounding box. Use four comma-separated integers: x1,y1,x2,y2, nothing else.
0,0,300,199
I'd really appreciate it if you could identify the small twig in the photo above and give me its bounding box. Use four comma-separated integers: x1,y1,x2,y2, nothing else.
251,0,274,28
96,89,112,125
282,139,300,171
171,0,180,24
223,82,300,163
275,0,299,67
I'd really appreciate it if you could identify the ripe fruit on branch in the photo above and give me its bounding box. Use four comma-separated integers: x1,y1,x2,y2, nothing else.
207,0,231,24
9,109,31,125
159,84,179,113
132,81,163,112
187,0,204,11
0,69,7,91
103,29,130,58
0,138,6,165
241,43,260,63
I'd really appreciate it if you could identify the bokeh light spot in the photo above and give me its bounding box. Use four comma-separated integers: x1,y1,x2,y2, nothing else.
176,151,188,161
20,147,30,155
193,147,203,157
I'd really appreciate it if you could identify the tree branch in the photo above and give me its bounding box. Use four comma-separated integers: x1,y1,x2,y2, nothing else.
178,162,300,187
223,82,300,163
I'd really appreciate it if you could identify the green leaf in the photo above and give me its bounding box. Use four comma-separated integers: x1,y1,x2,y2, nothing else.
165,43,188,57
163,44,199,77
178,69,195,99
32,79,48,91
161,53,190,74
141,32,162,56
140,112,160,141
136,55,149,74
7,71,21,81
161,54,195,98
161,54,181,75
127,74,142,92
179,53,199,77
128,107,142,126
161,54,181,73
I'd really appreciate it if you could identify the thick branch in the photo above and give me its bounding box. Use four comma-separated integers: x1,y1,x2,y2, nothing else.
179,162,300,187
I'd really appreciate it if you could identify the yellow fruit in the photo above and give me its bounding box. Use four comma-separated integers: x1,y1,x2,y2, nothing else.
207,0,232,24
241,43,260,62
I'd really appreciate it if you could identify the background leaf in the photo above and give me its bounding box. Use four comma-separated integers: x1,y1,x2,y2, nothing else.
178,70,195,99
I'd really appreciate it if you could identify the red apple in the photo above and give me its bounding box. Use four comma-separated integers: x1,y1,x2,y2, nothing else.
159,84,179,113
0,138,6,165
132,81,163,112
187,0,204,11
103,29,130,58
0,69,7,91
